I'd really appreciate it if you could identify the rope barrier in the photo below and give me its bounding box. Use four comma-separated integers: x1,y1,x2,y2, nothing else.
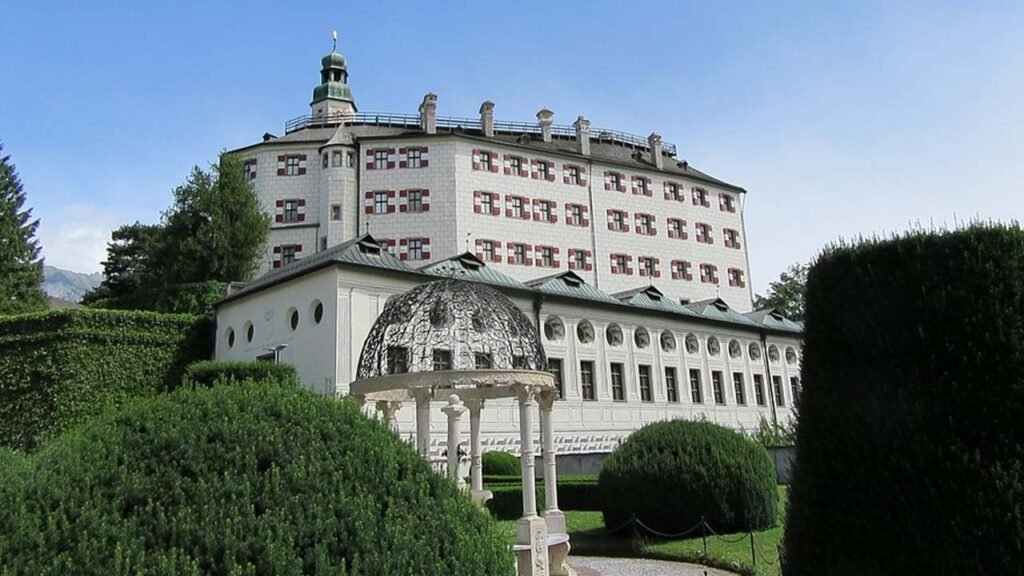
702,521,751,544
751,532,780,566
632,517,706,540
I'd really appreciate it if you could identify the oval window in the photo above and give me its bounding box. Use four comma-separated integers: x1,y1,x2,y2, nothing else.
786,346,798,365
544,316,565,342
312,300,324,324
749,343,762,361
245,321,254,343
685,333,699,354
769,345,780,363
577,320,595,344
289,308,299,331
226,327,235,348
728,339,742,359
660,331,676,353
634,327,650,349
707,336,721,357
606,323,623,347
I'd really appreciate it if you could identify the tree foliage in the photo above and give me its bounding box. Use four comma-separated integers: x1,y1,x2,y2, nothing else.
0,142,47,315
754,262,808,320
83,153,269,314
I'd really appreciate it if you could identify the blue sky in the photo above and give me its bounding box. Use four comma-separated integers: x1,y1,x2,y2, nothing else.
2,1,1022,294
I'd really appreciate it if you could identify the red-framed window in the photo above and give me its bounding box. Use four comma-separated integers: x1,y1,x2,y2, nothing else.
720,193,736,213
671,260,693,280
635,213,657,236
610,253,634,275
724,228,741,249
533,199,558,223
692,187,710,207
604,171,626,192
667,218,688,239
632,175,653,196
607,209,629,232
728,268,746,287
475,239,503,263
699,263,719,284
473,191,502,216
695,222,713,244
638,256,661,278
566,204,589,227
568,249,593,271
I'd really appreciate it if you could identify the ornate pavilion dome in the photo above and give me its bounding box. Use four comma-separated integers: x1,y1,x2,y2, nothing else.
356,279,546,380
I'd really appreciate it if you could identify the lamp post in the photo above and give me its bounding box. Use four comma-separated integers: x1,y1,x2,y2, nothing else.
265,344,288,363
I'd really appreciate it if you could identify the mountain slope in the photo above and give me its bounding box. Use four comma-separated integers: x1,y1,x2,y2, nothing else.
42,265,102,302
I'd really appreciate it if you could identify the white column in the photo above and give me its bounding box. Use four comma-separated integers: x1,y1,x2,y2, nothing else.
465,398,485,493
375,400,402,432
516,385,539,519
440,394,467,490
539,391,566,535
413,388,432,458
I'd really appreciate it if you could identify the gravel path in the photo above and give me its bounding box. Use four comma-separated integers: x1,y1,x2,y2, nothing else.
569,556,738,576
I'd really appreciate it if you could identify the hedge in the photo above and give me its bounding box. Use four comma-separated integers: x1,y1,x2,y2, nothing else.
0,309,212,451
599,420,777,535
486,483,545,521
182,360,298,388
783,226,1024,575
0,381,512,575
482,450,520,475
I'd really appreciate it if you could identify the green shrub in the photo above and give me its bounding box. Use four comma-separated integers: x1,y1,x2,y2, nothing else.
599,420,777,535
482,449,520,475
0,382,511,575
0,309,212,451
182,360,298,388
485,483,544,521
557,475,601,511
783,225,1024,576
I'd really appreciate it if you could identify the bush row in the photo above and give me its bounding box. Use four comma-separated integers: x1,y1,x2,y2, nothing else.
0,309,212,451
182,360,298,388
783,226,1024,575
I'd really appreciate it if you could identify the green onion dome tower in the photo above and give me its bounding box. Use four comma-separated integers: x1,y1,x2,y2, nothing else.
310,31,357,120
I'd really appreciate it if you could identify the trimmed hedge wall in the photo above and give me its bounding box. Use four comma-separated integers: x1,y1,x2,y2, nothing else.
183,360,298,388
0,381,511,575
0,309,212,451
783,226,1024,575
599,420,777,535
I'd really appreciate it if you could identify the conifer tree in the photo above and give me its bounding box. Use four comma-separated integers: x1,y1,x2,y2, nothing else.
0,142,47,314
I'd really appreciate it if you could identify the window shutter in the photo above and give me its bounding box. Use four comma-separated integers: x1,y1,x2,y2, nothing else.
472,149,481,171
474,191,482,214
585,250,593,271
490,154,499,173
421,189,430,212
546,163,555,182
533,199,541,221
494,240,503,263
531,160,539,179
505,195,513,218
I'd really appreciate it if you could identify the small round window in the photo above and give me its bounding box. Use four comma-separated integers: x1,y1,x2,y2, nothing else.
685,333,699,354
606,323,623,347
769,345,780,363
728,339,742,359
707,336,721,357
634,327,650,349
226,327,235,349
786,346,798,365
544,316,565,342
288,308,299,331
312,300,324,324
577,320,595,344
660,331,676,353
749,343,762,361
245,321,254,343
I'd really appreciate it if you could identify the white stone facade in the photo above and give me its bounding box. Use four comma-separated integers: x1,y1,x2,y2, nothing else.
215,256,800,458
230,49,756,311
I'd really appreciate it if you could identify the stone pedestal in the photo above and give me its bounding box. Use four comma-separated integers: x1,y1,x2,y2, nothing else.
514,516,550,576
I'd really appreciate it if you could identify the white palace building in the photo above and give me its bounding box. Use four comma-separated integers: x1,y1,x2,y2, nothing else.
214,43,802,462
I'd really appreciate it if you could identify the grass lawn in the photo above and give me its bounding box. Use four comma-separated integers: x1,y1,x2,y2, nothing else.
498,486,787,576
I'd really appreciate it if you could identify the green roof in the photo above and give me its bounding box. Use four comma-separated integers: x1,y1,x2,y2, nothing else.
684,298,759,327
611,285,699,317
419,253,526,288
525,271,620,304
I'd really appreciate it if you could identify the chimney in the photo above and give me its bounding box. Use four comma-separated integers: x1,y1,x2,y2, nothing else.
419,92,437,134
648,132,664,170
480,101,495,137
536,107,554,143
573,116,591,156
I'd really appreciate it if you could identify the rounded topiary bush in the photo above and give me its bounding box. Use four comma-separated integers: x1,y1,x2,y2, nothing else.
482,449,520,476
0,382,511,575
598,419,777,535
